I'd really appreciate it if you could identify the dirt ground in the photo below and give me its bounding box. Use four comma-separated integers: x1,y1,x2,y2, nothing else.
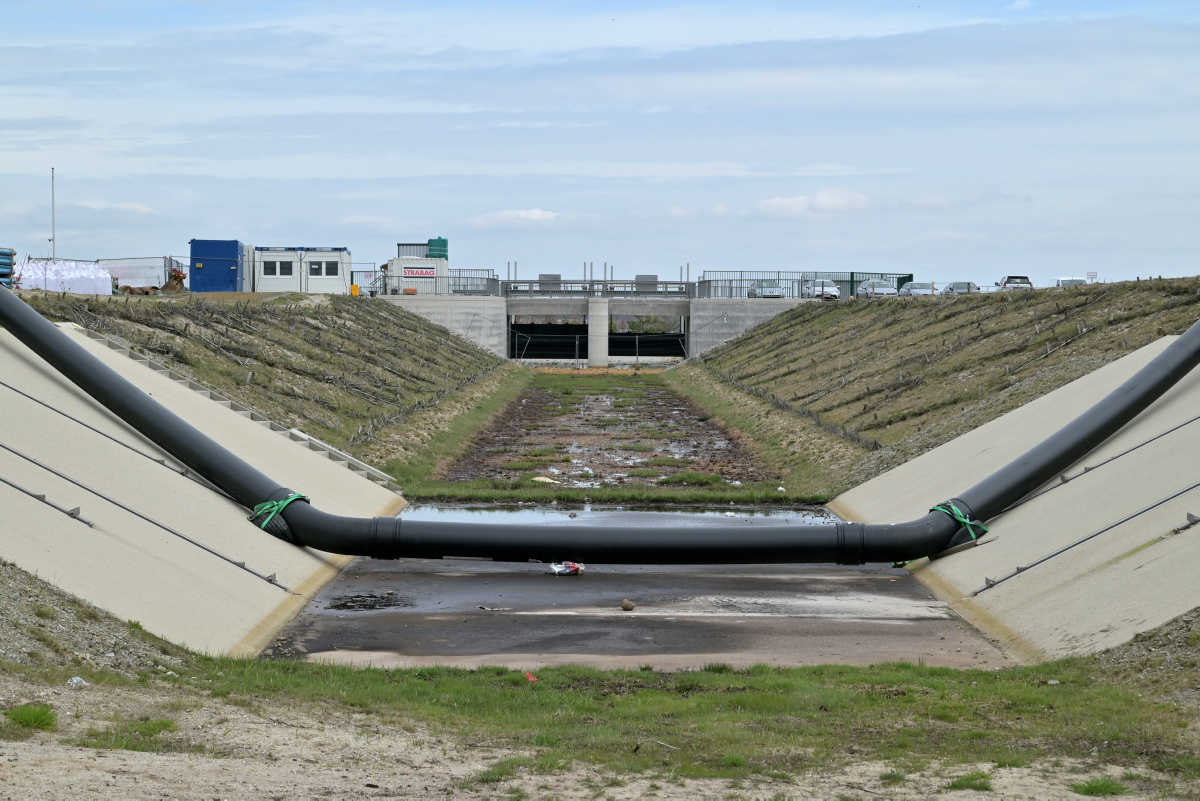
442,378,772,487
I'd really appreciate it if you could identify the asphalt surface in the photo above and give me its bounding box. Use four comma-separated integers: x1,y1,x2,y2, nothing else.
275,506,1015,670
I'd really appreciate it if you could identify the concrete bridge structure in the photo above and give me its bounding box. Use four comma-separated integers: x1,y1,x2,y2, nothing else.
382,294,809,364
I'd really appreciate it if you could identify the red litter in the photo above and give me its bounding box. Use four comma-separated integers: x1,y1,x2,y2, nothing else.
525,672,539,683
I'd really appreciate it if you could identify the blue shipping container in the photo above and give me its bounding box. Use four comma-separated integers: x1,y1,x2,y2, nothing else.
189,239,245,293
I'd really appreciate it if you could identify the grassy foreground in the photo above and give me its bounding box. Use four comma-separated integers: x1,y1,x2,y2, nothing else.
6,637,1198,790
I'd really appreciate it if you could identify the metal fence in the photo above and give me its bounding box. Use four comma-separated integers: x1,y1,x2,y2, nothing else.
98,256,186,289
501,280,696,298
696,271,915,300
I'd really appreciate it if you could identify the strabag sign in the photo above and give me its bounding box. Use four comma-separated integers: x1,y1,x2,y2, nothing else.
402,268,436,278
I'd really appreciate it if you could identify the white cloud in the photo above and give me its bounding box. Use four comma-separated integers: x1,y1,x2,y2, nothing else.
1007,0,1033,10
812,189,869,212
757,195,811,217
712,204,728,216
668,205,694,218
756,190,867,217
467,208,559,227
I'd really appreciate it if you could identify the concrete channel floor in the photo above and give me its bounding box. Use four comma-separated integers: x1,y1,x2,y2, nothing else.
278,508,1015,671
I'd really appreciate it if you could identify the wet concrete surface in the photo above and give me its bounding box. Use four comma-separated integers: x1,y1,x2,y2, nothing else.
274,506,1016,670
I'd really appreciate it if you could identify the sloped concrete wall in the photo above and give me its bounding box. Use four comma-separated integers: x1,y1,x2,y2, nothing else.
830,338,1200,662
0,326,404,656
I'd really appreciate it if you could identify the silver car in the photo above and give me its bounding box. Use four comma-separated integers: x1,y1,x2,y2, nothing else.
747,279,785,298
898,281,936,296
940,281,982,295
801,279,841,300
855,279,897,298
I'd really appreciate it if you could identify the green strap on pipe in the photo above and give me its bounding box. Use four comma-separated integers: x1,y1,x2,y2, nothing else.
930,501,988,541
892,502,988,569
249,493,308,529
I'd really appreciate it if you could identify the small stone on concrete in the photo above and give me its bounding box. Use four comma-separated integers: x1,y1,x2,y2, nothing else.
621,599,636,612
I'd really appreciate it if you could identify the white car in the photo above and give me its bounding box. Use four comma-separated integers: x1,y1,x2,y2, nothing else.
1053,277,1087,288
855,279,898,298
996,275,1034,290
747,279,785,298
801,279,841,300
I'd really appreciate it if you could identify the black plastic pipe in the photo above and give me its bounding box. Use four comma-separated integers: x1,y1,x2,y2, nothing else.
3,284,1199,564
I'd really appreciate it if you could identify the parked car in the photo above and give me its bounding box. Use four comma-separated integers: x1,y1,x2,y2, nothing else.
747,279,785,298
940,281,982,295
801,279,841,300
898,281,936,296
1053,277,1087,288
995,275,1034,290
856,279,897,298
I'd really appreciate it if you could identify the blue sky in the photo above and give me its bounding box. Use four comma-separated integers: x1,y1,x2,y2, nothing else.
2,1,1198,284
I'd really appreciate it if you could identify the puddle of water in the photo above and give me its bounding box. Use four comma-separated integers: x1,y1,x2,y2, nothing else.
398,504,834,528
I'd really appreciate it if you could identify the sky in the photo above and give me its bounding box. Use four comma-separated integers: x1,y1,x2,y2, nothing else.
1,1,1198,285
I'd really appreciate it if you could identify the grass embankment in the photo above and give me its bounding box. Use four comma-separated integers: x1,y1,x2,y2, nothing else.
18,291,504,459
699,278,1200,492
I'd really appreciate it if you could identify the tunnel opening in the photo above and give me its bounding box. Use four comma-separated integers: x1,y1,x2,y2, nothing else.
608,332,687,358
509,323,589,359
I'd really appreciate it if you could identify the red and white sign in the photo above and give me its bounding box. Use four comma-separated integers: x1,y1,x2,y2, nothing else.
402,268,436,278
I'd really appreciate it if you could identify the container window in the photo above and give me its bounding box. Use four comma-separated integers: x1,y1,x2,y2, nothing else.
278,261,293,276
263,261,277,276
325,261,339,276
309,261,322,276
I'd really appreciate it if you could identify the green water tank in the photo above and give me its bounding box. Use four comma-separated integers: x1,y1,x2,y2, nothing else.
427,237,448,259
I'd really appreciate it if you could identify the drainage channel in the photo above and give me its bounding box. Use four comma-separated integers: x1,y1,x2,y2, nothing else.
270,503,1017,671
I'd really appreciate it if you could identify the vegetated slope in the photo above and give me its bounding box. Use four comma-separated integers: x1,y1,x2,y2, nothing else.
699,279,1200,490
17,291,504,468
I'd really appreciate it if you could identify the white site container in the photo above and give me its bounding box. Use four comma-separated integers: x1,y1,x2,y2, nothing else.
254,247,352,294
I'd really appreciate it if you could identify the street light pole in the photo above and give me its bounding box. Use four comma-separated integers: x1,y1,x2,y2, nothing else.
50,167,56,259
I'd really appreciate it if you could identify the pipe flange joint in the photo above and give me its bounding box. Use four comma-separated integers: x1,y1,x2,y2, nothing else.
836,521,866,565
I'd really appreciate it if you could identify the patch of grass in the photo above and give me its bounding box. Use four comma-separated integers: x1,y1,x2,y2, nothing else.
464,757,534,786
1069,777,1129,796
4,703,57,732
943,770,992,791
74,716,181,753
879,769,906,784
720,753,749,768
626,468,661,477
645,456,691,467
618,444,655,452
32,604,56,620
659,471,722,486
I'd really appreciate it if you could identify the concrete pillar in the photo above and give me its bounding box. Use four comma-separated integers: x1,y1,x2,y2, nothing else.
587,297,609,367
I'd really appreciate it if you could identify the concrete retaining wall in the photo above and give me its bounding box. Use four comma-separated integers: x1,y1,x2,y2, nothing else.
382,295,508,357
688,298,809,356
386,294,809,361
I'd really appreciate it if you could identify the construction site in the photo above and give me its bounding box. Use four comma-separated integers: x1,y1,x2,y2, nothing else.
2,279,1200,798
